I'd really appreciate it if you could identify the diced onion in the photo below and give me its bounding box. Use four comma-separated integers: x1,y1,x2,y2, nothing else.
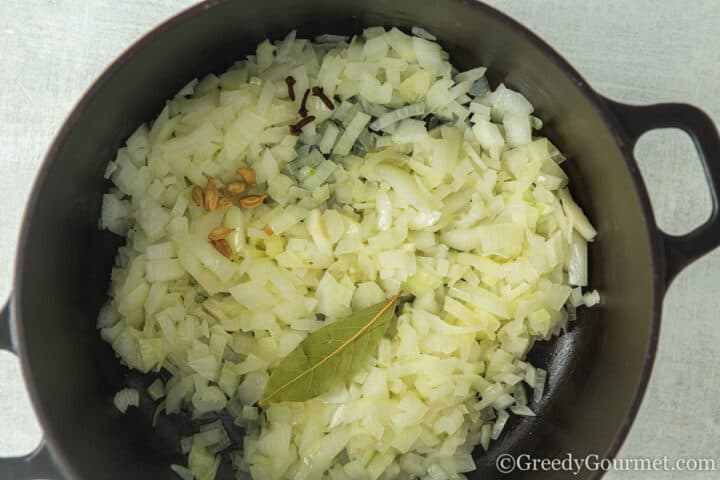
559,189,598,241
315,34,350,44
480,424,492,451
490,410,509,440
319,122,340,154
568,232,588,287
113,388,139,414
147,379,166,400
99,26,599,480
369,103,425,131
333,112,371,155
582,289,600,307
533,368,547,404
510,405,536,417
469,77,490,97
411,26,436,41
170,464,195,480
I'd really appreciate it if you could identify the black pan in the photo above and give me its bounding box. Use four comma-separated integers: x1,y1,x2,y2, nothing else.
2,1,719,479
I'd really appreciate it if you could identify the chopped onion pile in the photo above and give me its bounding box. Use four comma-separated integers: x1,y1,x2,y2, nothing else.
99,26,599,480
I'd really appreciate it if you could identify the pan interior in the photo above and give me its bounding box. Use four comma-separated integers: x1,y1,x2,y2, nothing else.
16,1,656,478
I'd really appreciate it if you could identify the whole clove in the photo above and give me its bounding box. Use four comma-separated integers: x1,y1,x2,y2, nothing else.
312,86,335,110
290,115,316,136
299,88,310,117
285,76,296,101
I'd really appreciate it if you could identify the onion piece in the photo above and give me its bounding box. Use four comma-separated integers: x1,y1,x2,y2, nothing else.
510,405,536,417
582,289,600,307
480,423,492,451
180,436,194,455
533,368,548,404
559,188,598,241
170,464,195,480
412,36,445,74
333,111,371,155
113,388,139,414
490,410,509,440
318,122,341,154
152,401,165,428
411,26,436,41
455,66,487,84
369,102,425,131
469,77,491,97
147,379,166,400
315,34,350,43
513,383,528,406
503,113,532,147
568,232,588,286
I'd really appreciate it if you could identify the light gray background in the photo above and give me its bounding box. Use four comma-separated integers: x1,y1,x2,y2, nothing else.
1,1,718,478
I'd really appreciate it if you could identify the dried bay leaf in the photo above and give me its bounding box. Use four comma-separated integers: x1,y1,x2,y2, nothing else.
259,292,401,405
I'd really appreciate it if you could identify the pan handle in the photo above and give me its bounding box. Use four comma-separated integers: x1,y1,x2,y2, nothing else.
603,99,720,287
0,301,65,479
0,443,63,479
0,300,14,352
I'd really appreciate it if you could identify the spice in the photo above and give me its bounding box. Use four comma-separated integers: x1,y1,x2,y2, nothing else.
263,225,274,236
290,115,316,136
312,86,335,110
191,186,204,206
211,239,233,259
299,88,310,117
285,76,297,101
236,168,257,186
203,176,219,212
208,227,233,241
240,194,267,209
218,195,234,209
259,293,401,405
226,181,246,194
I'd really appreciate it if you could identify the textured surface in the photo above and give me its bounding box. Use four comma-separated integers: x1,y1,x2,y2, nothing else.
0,0,718,477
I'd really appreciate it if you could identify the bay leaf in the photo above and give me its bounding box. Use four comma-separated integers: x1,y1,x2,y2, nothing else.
259,292,401,405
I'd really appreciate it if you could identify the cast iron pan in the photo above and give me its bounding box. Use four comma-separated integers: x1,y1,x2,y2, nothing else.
1,1,719,479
